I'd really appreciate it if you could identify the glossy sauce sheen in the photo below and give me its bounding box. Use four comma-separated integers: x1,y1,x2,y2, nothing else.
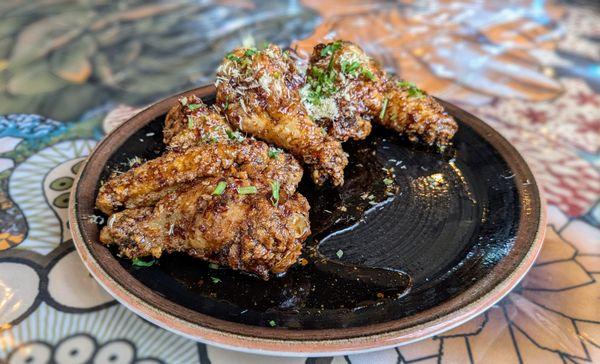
97,105,520,329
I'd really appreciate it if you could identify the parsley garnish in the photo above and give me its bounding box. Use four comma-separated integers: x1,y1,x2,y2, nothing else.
320,41,342,57
397,80,425,98
305,66,337,105
187,115,195,129
270,180,280,206
268,320,276,327
226,129,245,142
379,97,389,120
225,53,242,63
237,186,257,195
211,277,221,283
336,249,344,259
341,60,362,77
361,68,375,80
132,258,155,267
244,48,257,57
383,178,393,186
180,96,188,106
187,103,202,110
268,147,282,158
212,181,227,195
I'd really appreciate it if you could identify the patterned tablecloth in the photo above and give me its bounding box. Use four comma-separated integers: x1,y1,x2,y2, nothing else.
0,1,599,363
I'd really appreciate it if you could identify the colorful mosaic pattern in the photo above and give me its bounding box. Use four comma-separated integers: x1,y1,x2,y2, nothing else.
1,1,598,363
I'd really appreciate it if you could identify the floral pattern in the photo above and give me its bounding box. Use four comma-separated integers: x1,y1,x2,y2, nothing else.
0,0,599,363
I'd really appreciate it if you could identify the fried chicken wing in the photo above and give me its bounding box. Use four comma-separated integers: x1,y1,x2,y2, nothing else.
164,95,231,151
305,40,457,147
96,139,303,214
215,45,348,186
379,76,458,146
100,177,310,279
302,40,385,141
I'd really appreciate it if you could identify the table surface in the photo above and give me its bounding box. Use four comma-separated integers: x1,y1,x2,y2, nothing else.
0,1,599,363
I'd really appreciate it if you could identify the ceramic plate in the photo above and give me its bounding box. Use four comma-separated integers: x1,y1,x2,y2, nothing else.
69,85,545,356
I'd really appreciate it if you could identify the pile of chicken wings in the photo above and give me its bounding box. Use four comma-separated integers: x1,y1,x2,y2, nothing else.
96,40,457,279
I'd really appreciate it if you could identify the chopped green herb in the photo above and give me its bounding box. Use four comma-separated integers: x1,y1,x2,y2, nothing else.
383,178,393,186
223,97,229,111
341,60,362,76
211,277,221,283
336,249,344,259
379,97,389,120
268,147,282,158
244,48,257,57
397,80,425,98
187,115,195,129
237,186,257,195
361,68,375,80
132,258,156,267
320,41,342,57
212,181,227,195
225,53,242,63
180,96,188,106
187,103,202,110
208,263,219,269
226,129,245,142
270,180,280,206
268,320,276,327
305,66,338,105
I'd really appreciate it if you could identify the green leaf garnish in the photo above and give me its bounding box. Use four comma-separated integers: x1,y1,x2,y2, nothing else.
397,80,425,98
383,178,393,186
270,180,280,206
244,48,257,57
341,60,362,76
225,53,242,63
132,258,156,267
268,147,282,158
211,277,221,283
180,96,188,106
379,97,389,120
237,186,257,195
361,68,375,80
320,41,342,57
212,181,227,195
187,103,202,110
187,115,195,129
268,320,276,327
336,249,344,259
226,129,245,142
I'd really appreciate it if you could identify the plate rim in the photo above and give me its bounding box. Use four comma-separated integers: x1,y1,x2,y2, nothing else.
69,85,546,356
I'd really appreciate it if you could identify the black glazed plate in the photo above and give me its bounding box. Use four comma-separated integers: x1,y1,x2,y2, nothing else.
70,85,545,355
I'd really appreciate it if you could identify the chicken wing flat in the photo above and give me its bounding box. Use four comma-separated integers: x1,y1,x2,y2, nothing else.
305,40,457,147
215,45,348,186
100,177,310,279
163,95,231,151
379,76,458,146
96,139,303,214
302,40,385,141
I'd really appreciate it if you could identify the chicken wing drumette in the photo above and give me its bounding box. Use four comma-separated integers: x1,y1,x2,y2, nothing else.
215,45,348,186
305,40,457,147
100,177,310,279
302,40,385,141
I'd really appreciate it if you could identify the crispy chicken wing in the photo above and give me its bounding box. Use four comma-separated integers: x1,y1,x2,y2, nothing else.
379,76,458,147
96,139,303,214
215,45,348,186
100,177,310,279
163,95,231,151
302,40,385,141
305,40,457,147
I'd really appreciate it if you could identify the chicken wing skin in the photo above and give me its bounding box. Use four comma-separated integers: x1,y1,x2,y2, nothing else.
303,40,385,141
379,76,458,147
96,139,303,214
100,177,310,279
215,45,348,186
164,95,231,151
